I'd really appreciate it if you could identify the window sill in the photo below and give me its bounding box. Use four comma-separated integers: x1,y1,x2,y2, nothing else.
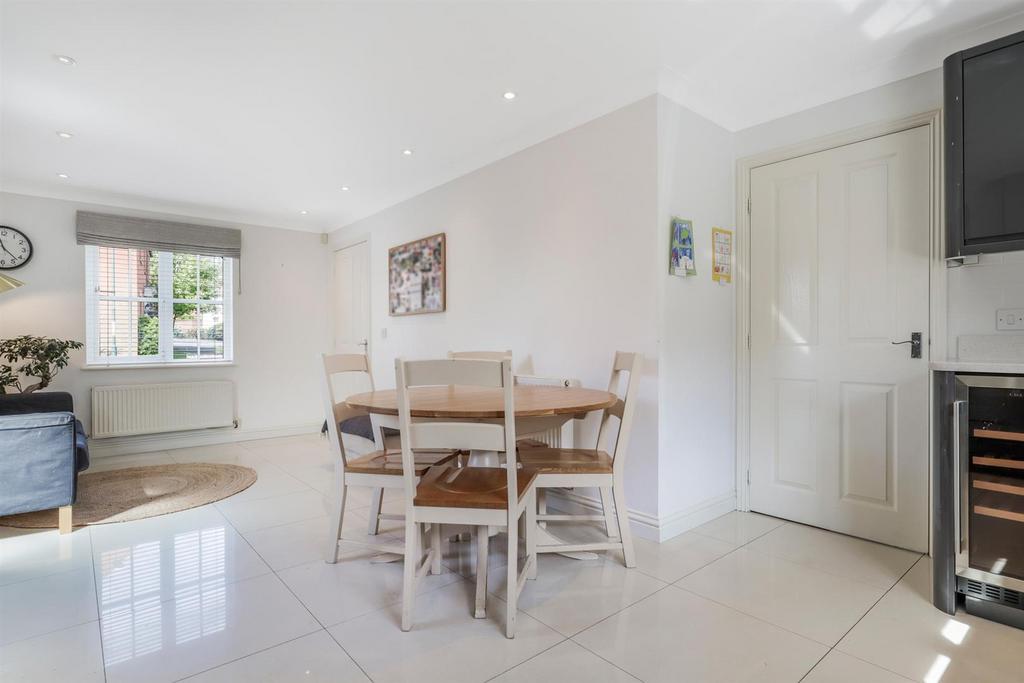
81,362,236,371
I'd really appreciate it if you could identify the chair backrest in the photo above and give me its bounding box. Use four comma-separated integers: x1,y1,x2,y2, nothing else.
596,351,642,474
321,352,375,468
395,358,519,515
447,350,513,362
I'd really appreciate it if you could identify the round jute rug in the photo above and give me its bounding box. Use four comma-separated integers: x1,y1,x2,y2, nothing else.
0,463,257,529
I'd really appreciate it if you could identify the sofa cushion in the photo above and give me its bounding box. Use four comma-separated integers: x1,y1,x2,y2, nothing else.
0,411,78,515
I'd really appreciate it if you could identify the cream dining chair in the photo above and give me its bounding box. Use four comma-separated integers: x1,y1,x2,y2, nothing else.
516,351,641,567
447,350,513,361
395,357,537,638
321,353,456,563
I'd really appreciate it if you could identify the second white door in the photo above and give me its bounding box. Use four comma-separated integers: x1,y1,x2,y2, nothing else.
333,241,370,355
748,125,931,552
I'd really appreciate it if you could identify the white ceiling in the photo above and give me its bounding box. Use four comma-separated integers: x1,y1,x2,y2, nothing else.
3,1,1024,232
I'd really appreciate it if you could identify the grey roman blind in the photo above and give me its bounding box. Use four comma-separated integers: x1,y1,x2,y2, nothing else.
75,211,241,259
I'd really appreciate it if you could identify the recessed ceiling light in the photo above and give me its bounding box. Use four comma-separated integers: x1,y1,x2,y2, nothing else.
57,172,70,179
503,91,517,100
57,131,74,139
341,186,350,192
55,55,76,66
299,210,308,215
402,149,414,156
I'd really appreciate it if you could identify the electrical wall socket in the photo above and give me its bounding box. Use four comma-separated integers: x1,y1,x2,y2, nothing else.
997,309,1024,331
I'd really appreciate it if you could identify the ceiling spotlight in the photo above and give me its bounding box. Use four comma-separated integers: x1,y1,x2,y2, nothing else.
503,91,517,100
55,55,76,66
299,209,308,215
57,173,70,179
57,131,74,139
402,149,414,156
341,186,350,192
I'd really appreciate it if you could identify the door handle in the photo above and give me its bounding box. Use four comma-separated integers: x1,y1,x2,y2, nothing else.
891,332,922,359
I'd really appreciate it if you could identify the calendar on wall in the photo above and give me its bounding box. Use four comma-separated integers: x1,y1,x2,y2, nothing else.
711,227,733,284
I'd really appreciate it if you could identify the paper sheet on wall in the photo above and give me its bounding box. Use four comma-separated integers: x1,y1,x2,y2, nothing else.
711,227,732,284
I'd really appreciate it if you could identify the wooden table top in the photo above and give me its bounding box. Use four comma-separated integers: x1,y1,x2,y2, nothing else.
346,384,617,419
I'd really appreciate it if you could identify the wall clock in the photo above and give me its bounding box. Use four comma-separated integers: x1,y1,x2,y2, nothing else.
0,226,32,269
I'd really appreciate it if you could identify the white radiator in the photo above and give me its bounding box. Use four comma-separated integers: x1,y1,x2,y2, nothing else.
514,374,576,448
91,381,236,439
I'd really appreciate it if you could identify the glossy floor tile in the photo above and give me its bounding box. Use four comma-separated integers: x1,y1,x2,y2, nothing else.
181,630,370,682
677,547,886,646
329,580,564,683
101,572,321,683
574,584,828,682
0,525,94,587
3,435,1023,683
0,621,105,683
0,565,98,646
488,553,667,636
746,522,920,589
490,639,639,682
838,557,1024,682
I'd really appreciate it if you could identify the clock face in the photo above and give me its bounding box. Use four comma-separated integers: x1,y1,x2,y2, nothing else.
0,226,32,270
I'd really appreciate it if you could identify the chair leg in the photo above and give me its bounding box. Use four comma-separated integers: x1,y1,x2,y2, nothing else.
505,517,518,639
325,483,348,563
430,523,442,575
537,488,547,529
474,526,488,619
367,487,384,535
58,506,72,535
612,478,636,568
401,518,418,632
600,487,618,539
526,490,537,580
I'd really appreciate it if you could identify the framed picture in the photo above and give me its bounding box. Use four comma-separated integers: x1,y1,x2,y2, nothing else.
389,232,446,316
711,227,733,284
669,216,696,277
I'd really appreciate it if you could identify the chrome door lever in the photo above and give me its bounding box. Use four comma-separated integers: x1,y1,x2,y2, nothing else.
891,332,922,359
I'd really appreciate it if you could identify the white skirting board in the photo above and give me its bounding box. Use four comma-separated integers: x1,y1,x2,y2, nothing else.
88,421,322,458
545,489,736,543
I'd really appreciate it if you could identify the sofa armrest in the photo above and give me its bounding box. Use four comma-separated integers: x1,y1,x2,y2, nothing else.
0,392,74,416
0,412,78,517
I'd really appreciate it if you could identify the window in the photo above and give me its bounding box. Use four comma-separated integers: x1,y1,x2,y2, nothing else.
85,246,233,365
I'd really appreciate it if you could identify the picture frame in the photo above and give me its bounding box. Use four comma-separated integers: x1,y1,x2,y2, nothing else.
388,232,446,316
669,216,696,277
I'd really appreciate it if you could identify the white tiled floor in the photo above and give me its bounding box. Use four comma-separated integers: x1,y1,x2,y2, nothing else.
3,434,1024,682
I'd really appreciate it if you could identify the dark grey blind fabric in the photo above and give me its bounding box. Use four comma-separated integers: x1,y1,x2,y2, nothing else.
75,211,241,259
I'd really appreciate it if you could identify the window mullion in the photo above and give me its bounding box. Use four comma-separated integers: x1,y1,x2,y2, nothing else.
158,252,174,362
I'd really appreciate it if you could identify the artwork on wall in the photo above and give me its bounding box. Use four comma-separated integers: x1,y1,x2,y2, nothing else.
389,232,446,316
712,227,733,284
669,217,696,277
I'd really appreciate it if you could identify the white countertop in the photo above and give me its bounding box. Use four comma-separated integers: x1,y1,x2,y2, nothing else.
931,360,1024,374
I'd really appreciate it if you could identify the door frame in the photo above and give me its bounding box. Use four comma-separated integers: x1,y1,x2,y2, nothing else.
331,239,371,355
734,110,945,549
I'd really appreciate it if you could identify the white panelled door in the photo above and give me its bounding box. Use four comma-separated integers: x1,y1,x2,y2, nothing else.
749,126,930,552
333,241,370,354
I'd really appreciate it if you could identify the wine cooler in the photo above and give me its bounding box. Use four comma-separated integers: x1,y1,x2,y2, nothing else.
952,375,1024,627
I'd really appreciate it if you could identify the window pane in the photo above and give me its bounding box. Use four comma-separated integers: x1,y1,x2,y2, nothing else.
197,256,224,300
96,301,160,359
172,310,199,360
97,247,158,298
172,253,199,301
198,304,224,359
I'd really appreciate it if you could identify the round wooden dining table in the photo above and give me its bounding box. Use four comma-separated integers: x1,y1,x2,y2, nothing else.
345,384,618,420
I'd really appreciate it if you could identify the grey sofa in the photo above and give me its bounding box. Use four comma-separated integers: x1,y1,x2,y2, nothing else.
0,392,90,533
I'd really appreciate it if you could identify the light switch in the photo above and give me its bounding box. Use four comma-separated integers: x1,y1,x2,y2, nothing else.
997,309,1024,331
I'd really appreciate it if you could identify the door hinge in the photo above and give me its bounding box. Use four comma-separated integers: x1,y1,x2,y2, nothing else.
746,469,750,485
747,333,751,350
746,197,751,214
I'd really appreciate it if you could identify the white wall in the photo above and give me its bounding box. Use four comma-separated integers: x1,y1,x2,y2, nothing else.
0,192,330,452
656,96,738,532
330,98,663,523
947,253,1024,357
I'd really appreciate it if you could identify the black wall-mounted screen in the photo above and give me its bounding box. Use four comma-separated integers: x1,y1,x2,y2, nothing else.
963,39,1024,246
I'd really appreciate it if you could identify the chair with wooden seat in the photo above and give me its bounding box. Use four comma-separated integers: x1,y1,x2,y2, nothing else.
447,349,513,361
517,351,641,567
396,357,537,638
321,353,456,563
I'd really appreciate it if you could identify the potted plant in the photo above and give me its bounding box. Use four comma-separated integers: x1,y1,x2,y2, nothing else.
0,335,83,394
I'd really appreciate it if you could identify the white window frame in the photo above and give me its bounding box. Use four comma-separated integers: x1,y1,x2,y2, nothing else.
85,246,234,367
